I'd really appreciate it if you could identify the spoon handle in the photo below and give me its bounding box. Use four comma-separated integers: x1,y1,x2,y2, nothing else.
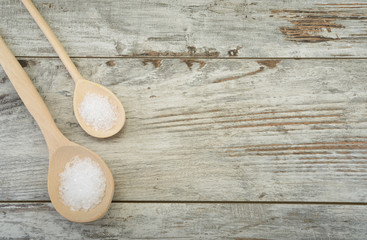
21,0,83,83
0,36,68,154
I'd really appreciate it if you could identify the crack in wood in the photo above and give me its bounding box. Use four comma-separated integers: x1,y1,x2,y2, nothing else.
135,46,219,57
271,9,367,42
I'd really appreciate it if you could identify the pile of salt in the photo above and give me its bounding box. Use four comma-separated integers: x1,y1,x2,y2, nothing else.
78,92,118,131
59,156,106,211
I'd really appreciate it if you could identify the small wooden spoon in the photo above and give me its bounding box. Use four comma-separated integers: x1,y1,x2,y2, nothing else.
22,0,125,138
0,35,114,223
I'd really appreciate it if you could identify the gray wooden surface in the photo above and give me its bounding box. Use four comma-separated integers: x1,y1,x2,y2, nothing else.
1,203,367,239
1,0,367,239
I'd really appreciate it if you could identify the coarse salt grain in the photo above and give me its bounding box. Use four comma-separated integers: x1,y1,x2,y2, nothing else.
59,156,106,211
78,92,118,131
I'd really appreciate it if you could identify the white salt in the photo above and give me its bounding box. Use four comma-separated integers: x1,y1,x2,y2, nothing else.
78,92,118,131
59,156,106,211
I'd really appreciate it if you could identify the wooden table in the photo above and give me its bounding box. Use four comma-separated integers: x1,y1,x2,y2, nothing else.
1,0,367,239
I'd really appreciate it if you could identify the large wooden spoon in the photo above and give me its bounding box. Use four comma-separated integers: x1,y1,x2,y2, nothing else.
22,0,125,138
0,35,114,223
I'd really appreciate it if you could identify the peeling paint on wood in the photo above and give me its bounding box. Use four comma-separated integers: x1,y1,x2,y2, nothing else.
2,0,367,57
228,46,243,56
272,9,367,42
105,60,115,66
181,59,206,70
257,60,281,68
142,59,162,68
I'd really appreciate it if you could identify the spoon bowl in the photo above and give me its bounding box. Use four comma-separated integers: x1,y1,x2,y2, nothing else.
22,0,126,138
73,79,126,138
48,144,114,222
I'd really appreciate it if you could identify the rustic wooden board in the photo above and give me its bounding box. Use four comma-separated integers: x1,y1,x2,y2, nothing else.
1,203,367,239
1,0,367,58
1,58,367,202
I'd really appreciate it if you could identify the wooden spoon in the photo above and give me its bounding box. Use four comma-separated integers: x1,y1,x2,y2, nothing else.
0,35,114,223
22,0,125,138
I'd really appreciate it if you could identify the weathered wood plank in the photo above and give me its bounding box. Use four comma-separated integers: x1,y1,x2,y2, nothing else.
1,58,367,201
0,203,366,239
1,0,367,58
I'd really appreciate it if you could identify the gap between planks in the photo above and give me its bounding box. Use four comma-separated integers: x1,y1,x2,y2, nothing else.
1,200,367,205
12,56,367,60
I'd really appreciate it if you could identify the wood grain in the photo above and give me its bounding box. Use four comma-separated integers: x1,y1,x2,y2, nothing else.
1,58,367,201
1,203,367,239
1,0,367,58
